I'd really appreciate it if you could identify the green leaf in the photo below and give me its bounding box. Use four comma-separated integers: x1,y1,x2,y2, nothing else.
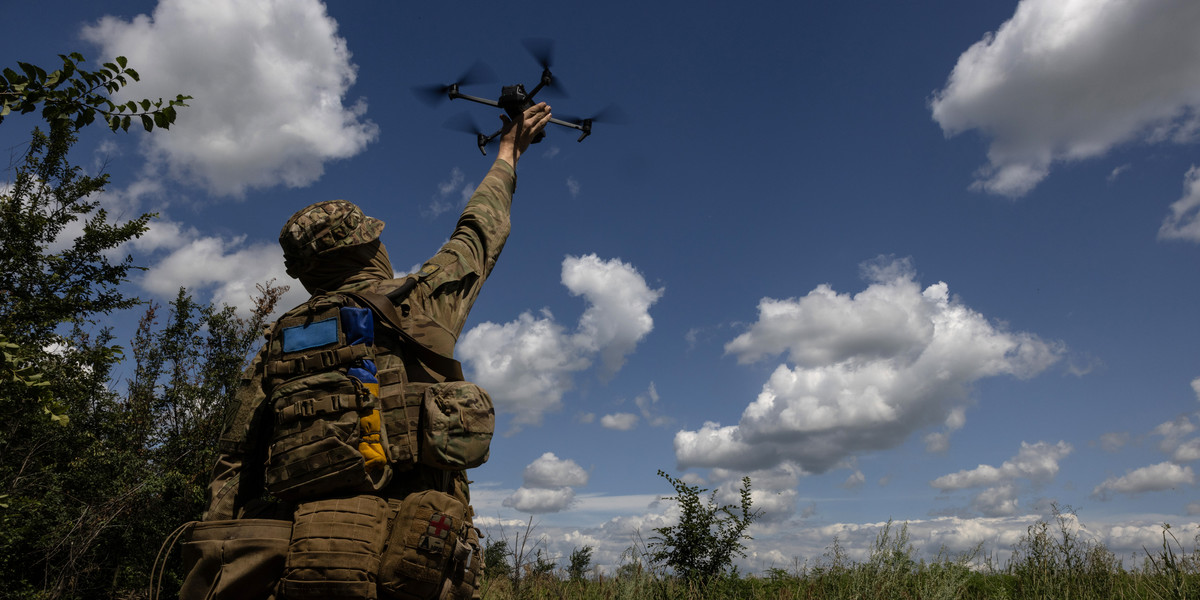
141,114,153,132
126,100,137,113
162,105,177,124
18,62,39,82
103,62,119,72
153,110,168,129
140,99,151,111
116,56,128,68
121,115,131,131
125,67,139,81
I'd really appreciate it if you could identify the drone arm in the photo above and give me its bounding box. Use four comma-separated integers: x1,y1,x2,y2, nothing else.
547,116,583,131
447,87,502,108
544,117,592,142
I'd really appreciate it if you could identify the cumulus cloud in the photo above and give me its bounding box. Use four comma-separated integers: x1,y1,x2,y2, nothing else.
1151,414,1200,464
503,453,589,514
139,230,306,316
932,441,1073,490
601,413,638,431
460,255,662,427
930,441,1072,517
930,0,1200,197
676,257,1063,474
82,0,378,197
706,463,804,523
1093,462,1196,499
563,254,664,377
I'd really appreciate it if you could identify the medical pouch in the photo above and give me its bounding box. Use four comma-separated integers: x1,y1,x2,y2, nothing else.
278,495,390,599
418,381,495,470
378,490,475,600
264,295,393,500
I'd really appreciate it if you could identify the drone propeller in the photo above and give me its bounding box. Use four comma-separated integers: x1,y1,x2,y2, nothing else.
413,61,497,107
521,38,568,98
443,112,500,155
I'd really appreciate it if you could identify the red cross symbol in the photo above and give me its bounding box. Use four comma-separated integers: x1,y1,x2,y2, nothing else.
427,514,453,538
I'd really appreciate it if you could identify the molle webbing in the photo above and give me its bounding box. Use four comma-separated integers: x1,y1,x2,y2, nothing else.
275,393,373,424
266,344,372,379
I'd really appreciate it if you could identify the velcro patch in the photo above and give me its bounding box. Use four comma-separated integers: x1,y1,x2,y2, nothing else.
281,317,338,353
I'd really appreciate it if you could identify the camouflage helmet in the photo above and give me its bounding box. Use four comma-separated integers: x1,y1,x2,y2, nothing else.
279,200,384,275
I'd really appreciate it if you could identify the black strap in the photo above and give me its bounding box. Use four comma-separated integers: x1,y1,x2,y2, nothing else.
344,287,465,381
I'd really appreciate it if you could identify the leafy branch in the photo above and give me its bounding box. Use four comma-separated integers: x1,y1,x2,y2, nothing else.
0,52,190,132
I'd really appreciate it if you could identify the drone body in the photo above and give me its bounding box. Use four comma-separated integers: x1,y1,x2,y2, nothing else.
416,39,613,155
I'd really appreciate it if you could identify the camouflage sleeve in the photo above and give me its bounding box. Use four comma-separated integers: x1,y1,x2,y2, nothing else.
414,158,516,339
204,348,270,520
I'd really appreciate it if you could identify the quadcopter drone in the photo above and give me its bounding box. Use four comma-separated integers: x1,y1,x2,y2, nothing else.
414,39,618,155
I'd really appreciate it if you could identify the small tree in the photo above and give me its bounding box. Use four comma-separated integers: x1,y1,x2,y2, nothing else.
484,538,512,581
568,545,594,581
648,470,760,583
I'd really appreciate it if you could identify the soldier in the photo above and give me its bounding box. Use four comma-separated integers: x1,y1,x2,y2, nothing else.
179,102,553,600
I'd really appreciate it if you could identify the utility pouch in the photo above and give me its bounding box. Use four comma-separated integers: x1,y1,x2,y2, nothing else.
419,381,495,471
378,490,475,600
178,519,292,600
278,495,390,600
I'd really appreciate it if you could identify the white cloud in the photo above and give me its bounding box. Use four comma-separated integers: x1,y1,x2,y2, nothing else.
1161,166,1200,242
502,487,576,514
139,230,306,316
930,0,1200,197
460,255,661,427
600,412,638,431
81,0,378,197
931,441,1073,491
970,485,1020,517
676,257,1063,474
566,176,581,198
503,453,589,514
1151,414,1200,464
563,254,664,377
523,452,589,488
1093,462,1196,499
459,310,589,427
930,441,1071,517
1192,377,1200,400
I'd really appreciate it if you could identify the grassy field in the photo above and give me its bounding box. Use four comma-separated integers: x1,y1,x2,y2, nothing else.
478,516,1200,599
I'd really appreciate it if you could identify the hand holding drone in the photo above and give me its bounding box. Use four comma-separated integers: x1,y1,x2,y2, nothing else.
414,39,622,155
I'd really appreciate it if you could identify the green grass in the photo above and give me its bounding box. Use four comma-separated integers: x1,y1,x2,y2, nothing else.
480,514,1200,600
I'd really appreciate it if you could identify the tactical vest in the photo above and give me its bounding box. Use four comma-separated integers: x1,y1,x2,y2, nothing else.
261,277,495,502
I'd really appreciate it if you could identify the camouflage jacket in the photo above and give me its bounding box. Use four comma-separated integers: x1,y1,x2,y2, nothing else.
205,159,516,520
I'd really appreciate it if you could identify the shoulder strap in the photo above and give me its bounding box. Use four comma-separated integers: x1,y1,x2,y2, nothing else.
345,287,465,381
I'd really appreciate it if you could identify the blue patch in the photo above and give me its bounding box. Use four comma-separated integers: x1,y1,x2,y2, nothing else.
281,317,339,353
341,307,374,346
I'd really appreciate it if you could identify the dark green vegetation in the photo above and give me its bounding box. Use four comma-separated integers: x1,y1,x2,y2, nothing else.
0,54,282,599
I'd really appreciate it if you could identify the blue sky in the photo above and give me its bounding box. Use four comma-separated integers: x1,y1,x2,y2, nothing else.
4,0,1200,573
